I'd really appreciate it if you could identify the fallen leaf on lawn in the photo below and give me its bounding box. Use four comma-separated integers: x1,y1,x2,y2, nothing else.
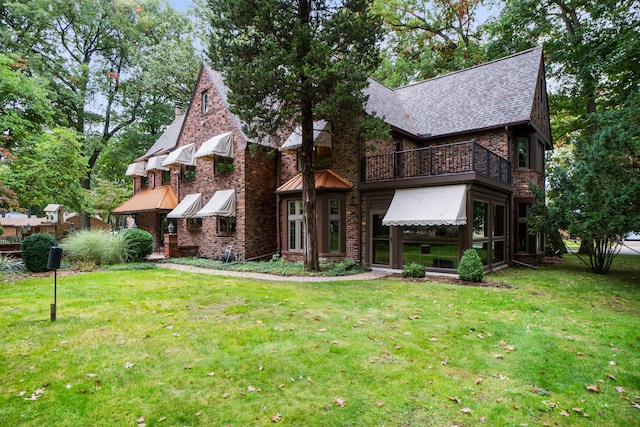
277,384,284,389
195,411,202,416
440,360,448,366
248,386,256,392
460,408,471,413
615,386,626,393
572,407,583,413
334,397,346,407
478,416,486,423
17,391,26,396
222,393,229,399
158,417,167,422
259,364,263,371
125,362,134,369
208,372,215,376
429,337,438,342
609,360,616,366
86,373,97,378
632,402,640,410
477,334,484,339
493,373,508,380
183,365,192,370
272,413,282,422
494,354,504,359
318,328,327,332
559,410,571,417
607,373,617,381
137,417,145,423
138,424,146,427
474,378,483,385
586,384,601,393
23,394,39,401
376,401,385,407
449,396,461,404
409,315,420,320
394,344,403,349
65,384,72,389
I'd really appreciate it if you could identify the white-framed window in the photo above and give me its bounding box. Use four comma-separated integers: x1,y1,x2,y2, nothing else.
288,200,304,251
201,90,209,114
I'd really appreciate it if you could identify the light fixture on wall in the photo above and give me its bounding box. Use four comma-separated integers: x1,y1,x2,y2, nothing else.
167,222,174,234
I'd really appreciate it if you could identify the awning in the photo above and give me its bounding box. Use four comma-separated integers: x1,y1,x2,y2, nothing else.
195,131,234,159
111,186,177,214
125,161,147,177
195,189,236,217
279,120,331,152
276,169,353,193
146,155,169,171
382,185,467,226
167,193,202,219
162,143,196,169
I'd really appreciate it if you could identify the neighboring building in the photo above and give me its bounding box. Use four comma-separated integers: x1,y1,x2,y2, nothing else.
114,47,551,271
64,213,109,232
0,205,72,238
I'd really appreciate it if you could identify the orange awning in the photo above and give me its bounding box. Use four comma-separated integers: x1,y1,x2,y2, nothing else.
276,169,353,193
112,186,177,214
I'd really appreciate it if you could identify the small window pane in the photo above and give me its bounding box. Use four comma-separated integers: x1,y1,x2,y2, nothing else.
518,137,529,168
473,201,489,239
493,204,505,237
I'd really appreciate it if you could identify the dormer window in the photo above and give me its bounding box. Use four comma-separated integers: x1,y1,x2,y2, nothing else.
201,90,209,114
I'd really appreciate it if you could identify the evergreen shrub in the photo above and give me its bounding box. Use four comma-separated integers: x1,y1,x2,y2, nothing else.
458,249,484,282
120,228,153,262
403,262,426,278
21,232,56,272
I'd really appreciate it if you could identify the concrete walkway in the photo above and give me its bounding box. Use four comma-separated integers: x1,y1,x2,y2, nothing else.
158,263,392,282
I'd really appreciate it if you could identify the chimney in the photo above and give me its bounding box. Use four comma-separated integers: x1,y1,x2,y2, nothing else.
175,102,183,118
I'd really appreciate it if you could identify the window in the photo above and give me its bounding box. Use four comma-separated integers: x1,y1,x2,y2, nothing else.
288,200,304,251
537,141,545,172
517,137,529,168
181,164,196,180
315,146,332,170
328,199,340,252
402,225,459,269
201,90,208,114
492,204,506,264
162,170,171,185
188,217,202,228
472,201,490,265
517,203,530,252
140,176,149,189
218,217,236,234
215,155,233,174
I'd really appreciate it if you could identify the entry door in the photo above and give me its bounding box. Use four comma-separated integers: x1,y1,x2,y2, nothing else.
371,212,391,266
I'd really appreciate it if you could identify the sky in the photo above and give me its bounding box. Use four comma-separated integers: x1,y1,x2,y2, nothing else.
168,0,192,13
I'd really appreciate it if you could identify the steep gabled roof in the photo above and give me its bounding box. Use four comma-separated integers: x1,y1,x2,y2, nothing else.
365,47,545,139
139,113,186,159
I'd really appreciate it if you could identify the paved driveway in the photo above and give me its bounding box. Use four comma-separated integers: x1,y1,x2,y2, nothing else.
619,240,640,255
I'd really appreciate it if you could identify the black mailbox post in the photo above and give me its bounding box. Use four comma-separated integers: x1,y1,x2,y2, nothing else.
48,246,63,321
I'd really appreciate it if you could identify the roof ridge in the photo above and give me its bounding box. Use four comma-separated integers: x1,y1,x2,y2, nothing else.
396,46,542,91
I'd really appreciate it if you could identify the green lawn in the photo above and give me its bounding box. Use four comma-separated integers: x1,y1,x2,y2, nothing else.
1,255,639,426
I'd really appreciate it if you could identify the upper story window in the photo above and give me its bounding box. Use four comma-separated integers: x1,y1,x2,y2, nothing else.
140,176,149,189
201,90,209,114
181,164,196,180
162,169,171,185
517,137,529,168
296,146,332,171
215,155,234,174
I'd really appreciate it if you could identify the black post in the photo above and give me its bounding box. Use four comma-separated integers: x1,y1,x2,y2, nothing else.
48,246,62,322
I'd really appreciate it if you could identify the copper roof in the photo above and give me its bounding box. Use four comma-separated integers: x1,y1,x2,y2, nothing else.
111,186,177,214
276,169,353,193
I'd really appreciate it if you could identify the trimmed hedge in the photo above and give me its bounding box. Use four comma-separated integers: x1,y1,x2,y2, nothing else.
457,249,484,282
21,233,56,272
403,262,426,278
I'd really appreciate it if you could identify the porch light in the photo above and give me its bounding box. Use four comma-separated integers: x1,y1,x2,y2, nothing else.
167,222,175,234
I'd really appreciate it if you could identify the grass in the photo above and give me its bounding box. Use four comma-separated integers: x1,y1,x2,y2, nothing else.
1,254,639,426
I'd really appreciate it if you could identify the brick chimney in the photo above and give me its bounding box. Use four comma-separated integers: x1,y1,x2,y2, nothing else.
175,102,183,118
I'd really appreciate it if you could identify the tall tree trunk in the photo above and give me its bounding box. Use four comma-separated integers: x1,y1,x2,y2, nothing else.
299,0,319,271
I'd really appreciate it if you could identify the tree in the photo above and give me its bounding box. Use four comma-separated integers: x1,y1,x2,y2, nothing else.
487,0,640,273
1,0,200,225
372,0,488,87
207,0,383,270
1,128,90,213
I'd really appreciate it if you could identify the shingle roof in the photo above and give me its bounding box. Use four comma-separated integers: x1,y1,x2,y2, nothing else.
365,47,544,138
140,113,186,159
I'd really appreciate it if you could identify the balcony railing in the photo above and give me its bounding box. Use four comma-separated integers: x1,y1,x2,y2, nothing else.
361,140,512,185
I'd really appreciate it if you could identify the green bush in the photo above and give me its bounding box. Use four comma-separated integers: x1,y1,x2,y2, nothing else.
21,233,56,272
458,249,484,282
120,228,153,262
403,262,426,278
60,230,127,267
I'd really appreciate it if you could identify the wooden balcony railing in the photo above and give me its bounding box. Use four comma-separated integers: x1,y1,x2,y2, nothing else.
361,140,512,185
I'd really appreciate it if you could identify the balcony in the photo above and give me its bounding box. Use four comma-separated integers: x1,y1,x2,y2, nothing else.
361,140,511,186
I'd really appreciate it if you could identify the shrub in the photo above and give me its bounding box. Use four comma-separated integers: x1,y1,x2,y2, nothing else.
21,233,56,272
60,230,126,267
120,228,153,262
458,249,484,282
403,262,426,278
0,254,24,273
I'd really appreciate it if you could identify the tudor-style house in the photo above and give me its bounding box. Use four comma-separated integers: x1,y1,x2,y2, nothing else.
113,47,551,272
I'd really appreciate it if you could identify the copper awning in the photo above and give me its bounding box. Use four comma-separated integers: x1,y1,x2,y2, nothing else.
112,185,177,214
276,169,353,193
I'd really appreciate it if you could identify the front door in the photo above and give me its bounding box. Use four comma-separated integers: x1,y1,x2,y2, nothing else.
371,211,391,266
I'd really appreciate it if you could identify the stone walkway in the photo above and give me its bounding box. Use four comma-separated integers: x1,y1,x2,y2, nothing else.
158,263,392,282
